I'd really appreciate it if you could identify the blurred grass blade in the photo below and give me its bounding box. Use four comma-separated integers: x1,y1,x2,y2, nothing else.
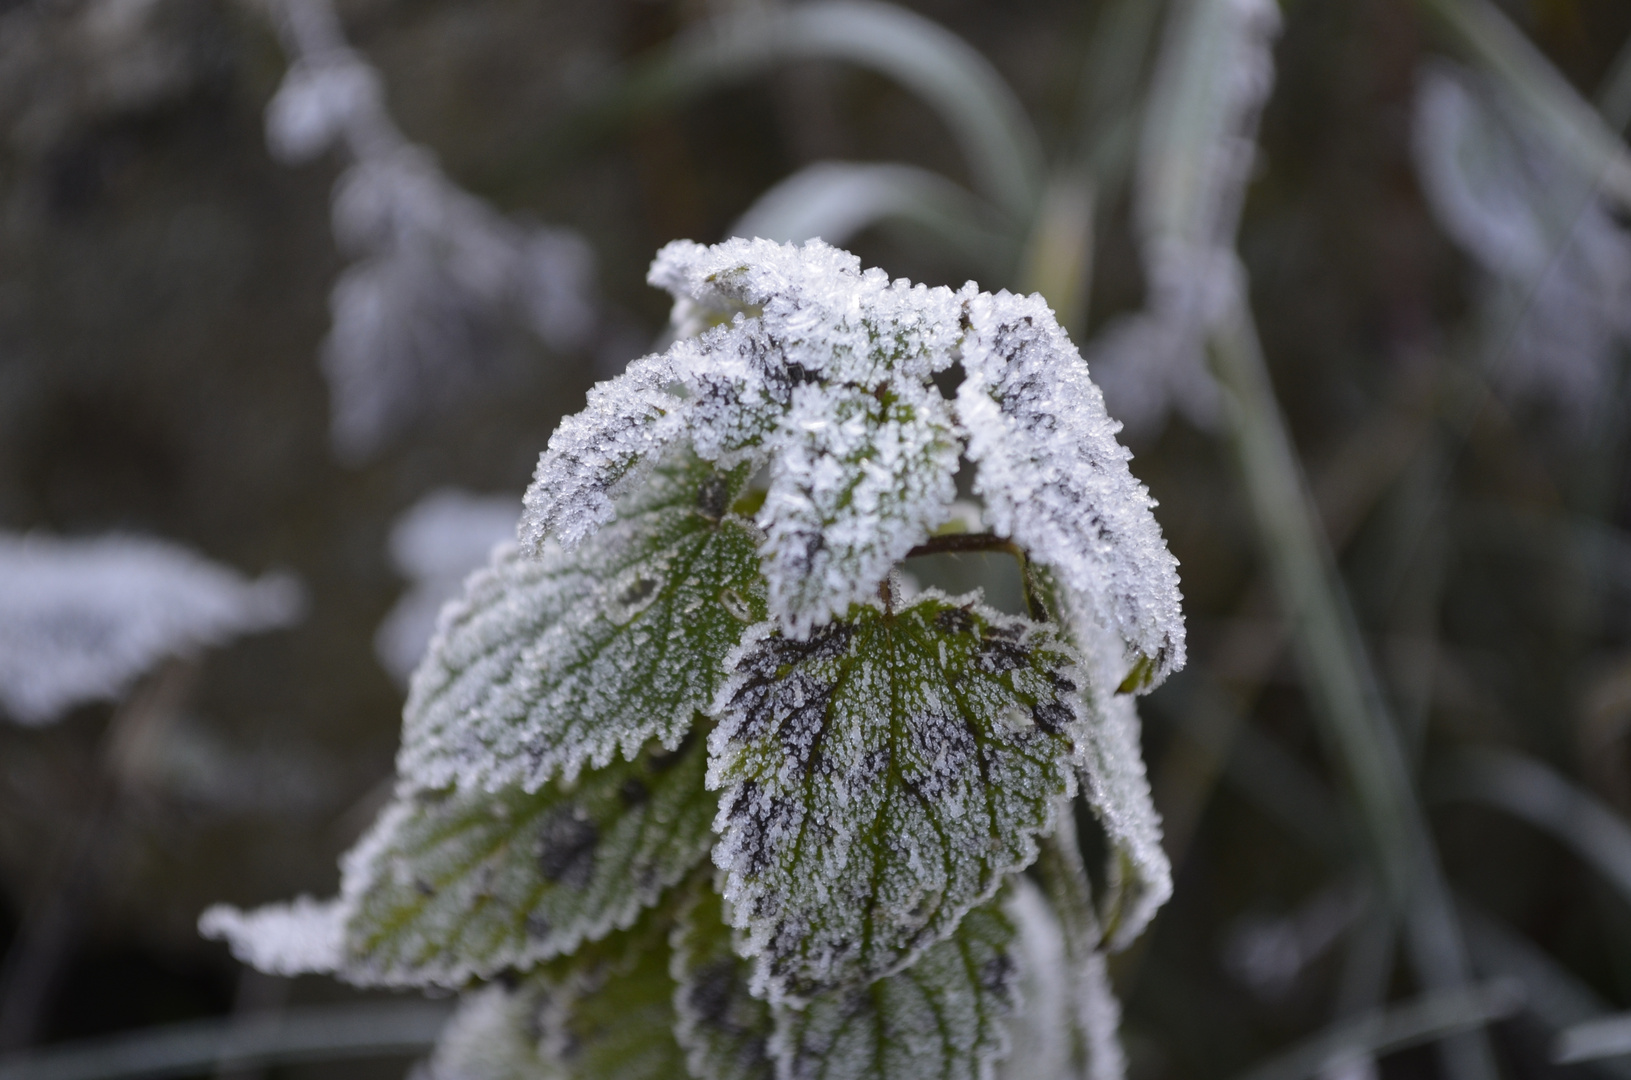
1071,0,1166,181
1233,980,1524,1080
1017,171,1095,340
1138,0,1281,271
727,160,1011,268
615,1,1044,221
1434,747,1631,904
0,1002,451,1080
1559,1016,1631,1065
1460,902,1631,1078
1596,31,1631,133
1417,0,1631,210
1208,294,1499,1080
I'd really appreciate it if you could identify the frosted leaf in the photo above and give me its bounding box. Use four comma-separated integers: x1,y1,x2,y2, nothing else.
671,879,776,1080
760,380,959,636
1039,574,1173,950
337,735,713,987
401,455,764,793
531,907,690,1080
956,289,1186,690
996,879,1072,1080
0,532,304,725
413,984,562,1080
375,489,518,685
1078,692,1171,950
524,237,972,635
517,342,776,551
771,898,1017,1080
198,895,345,977
708,594,1082,1002
1413,63,1631,421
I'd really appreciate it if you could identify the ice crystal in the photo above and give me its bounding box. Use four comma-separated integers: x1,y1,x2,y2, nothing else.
1413,63,1631,420
770,899,1016,1080
375,488,519,685
199,895,344,977
0,532,304,725
1090,0,1281,437
525,237,1184,672
707,594,1082,1002
400,455,765,793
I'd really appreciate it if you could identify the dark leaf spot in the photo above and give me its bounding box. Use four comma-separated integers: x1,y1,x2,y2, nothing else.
538,809,598,888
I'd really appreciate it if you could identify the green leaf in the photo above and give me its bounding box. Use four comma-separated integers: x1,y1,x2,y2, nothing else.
417,984,564,1080
400,454,767,793
534,904,690,1080
339,734,714,987
671,879,777,1080
708,594,1083,1002
772,898,1019,1080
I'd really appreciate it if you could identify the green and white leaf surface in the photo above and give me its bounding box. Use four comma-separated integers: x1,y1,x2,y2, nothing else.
534,911,691,1080
671,880,777,1080
400,454,765,793
772,898,1018,1080
708,593,1083,1002
339,734,715,986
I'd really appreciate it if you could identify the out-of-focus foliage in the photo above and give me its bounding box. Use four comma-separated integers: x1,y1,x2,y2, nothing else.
5,0,1631,1078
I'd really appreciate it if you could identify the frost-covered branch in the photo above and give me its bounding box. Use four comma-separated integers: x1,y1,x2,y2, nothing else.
204,238,1183,1080
260,0,597,462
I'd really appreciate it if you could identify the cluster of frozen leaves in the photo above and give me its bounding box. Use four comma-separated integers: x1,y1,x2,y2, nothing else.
1413,62,1631,423
204,239,1185,1080
261,0,597,463
0,532,304,725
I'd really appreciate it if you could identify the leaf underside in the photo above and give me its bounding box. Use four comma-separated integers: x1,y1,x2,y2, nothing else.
341,734,714,987
400,454,766,793
709,593,1082,1002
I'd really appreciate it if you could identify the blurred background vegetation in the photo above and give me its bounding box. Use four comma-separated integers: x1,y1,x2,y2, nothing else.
4,0,1631,1077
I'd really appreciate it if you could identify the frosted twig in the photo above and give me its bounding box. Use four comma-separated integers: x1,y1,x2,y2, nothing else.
260,0,596,462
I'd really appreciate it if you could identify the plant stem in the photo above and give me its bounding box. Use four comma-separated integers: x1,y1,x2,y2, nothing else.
903,533,1040,617
903,532,1020,559
1207,296,1500,1080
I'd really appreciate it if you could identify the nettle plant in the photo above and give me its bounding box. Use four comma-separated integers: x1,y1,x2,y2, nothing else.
204,238,1185,1080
